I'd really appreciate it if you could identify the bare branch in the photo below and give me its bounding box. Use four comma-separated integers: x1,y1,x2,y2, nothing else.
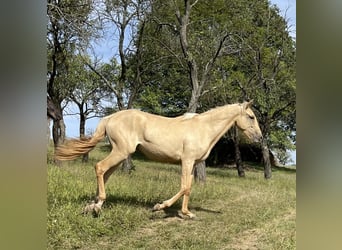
84,61,119,98
190,0,199,8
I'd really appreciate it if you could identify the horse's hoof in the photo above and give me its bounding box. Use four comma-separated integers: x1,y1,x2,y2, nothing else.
83,202,95,214
187,213,196,219
93,204,102,215
152,203,162,212
83,201,102,216
179,211,196,219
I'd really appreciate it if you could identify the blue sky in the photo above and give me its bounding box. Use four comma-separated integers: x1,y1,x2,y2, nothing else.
60,0,296,164
270,0,296,38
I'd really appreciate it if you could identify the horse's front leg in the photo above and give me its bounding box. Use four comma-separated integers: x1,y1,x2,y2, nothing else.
152,159,195,218
181,170,195,218
152,190,184,212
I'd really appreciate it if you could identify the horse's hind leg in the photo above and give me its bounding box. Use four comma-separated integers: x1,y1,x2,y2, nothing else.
84,150,126,215
94,164,119,200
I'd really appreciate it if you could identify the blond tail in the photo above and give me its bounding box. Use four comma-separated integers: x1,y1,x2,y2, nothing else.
55,118,107,161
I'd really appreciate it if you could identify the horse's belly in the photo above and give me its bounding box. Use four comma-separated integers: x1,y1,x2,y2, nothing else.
137,143,181,164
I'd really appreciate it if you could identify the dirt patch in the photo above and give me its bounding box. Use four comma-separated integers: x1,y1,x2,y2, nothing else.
226,209,295,250
226,228,259,250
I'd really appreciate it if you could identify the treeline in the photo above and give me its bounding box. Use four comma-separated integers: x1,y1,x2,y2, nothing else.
47,0,296,178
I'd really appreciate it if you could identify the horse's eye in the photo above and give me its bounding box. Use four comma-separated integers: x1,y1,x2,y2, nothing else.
249,115,255,120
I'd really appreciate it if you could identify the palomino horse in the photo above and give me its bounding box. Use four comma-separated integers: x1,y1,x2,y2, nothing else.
55,101,262,218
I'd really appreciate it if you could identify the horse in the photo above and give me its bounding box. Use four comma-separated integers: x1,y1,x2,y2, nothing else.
55,100,262,218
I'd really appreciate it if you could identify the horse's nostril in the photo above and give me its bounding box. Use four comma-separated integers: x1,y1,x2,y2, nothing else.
255,135,263,143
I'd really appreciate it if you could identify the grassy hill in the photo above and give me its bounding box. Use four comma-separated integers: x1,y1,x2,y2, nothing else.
47,144,296,249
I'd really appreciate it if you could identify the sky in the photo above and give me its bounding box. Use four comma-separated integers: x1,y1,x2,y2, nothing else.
270,0,296,38
60,0,296,164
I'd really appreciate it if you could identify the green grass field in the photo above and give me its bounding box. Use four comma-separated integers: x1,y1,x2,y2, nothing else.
47,144,296,249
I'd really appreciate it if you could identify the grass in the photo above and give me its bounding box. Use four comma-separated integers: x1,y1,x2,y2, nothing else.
47,144,296,249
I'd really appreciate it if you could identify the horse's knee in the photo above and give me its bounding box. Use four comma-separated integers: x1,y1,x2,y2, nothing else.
183,188,191,196
95,163,105,176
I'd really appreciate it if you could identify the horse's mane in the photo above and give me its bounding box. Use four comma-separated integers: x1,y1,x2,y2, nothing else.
181,113,198,120
199,103,240,117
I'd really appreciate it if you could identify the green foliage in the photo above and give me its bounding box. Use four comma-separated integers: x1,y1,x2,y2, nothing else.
136,76,190,115
67,55,106,109
47,144,296,249
95,58,122,106
134,0,296,161
132,1,191,114
47,0,95,99
199,0,296,161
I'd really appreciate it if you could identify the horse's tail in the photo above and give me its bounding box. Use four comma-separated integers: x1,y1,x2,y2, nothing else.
55,118,108,161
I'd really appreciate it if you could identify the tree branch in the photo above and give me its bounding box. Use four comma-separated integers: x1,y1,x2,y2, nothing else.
84,61,120,98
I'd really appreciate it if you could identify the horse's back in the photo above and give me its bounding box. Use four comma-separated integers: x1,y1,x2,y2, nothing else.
105,109,197,141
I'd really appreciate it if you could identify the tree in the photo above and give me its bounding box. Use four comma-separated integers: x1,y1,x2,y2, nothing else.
233,126,245,177
47,0,95,151
202,0,296,178
171,0,218,181
47,95,63,146
65,55,107,161
138,0,295,179
138,0,246,181
135,0,234,181
235,2,295,178
85,0,150,171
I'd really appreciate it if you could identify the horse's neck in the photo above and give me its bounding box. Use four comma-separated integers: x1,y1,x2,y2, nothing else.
199,104,241,133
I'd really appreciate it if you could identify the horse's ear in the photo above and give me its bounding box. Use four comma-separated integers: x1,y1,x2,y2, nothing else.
243,100,253,109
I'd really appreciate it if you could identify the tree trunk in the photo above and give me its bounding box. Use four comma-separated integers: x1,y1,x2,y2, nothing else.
187,93,206,182
52,119,65,147
194,161,206,183
53,119,65,166
176,0,212,183
261,138,272,179
79,112,89,162
121,155,135,173
234,126,245,177
187,88,206,182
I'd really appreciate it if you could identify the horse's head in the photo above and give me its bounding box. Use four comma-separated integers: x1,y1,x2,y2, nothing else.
235,100,263,143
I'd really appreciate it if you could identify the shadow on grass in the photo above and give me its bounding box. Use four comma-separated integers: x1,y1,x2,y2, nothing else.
272,165,296,173
78,193,157,210
192,206,222,214
150,205,222,220
77,193,220,220
207,163,296,179
244,162,296,173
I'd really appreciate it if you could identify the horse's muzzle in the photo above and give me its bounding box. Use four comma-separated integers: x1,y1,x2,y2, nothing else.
253,134,263,143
